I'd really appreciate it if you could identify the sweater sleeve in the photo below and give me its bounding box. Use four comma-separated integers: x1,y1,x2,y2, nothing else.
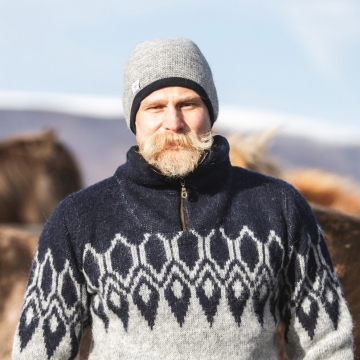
12,197,89,360
280,188,354,359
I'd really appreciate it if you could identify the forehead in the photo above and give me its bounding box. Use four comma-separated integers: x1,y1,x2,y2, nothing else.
141,86,202,103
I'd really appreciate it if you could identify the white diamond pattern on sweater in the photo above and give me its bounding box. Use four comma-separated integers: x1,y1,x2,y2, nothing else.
16,224,344,358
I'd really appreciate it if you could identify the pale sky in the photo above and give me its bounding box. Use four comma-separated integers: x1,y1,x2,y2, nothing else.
0,0,359,132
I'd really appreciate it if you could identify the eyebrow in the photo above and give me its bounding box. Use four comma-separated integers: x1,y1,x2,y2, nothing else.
177,95,202,102
140,99,165,108
140,94,202,108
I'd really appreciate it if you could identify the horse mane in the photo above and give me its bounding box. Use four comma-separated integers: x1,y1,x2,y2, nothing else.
227,129,282,178
286,169,360,217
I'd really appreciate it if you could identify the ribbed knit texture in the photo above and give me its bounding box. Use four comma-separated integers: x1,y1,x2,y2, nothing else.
13,136,353,359
122,38,218,133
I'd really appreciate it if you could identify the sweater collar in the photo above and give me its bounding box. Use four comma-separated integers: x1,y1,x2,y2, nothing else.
116,135,231,188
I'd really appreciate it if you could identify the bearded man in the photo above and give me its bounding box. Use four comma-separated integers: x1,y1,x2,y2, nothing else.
13,38,353,359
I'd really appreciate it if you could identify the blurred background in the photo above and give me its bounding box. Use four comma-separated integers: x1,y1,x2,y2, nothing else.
1,0,359,186
1,1,360,358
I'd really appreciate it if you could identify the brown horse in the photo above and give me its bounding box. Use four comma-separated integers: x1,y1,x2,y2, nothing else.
0,130,82,223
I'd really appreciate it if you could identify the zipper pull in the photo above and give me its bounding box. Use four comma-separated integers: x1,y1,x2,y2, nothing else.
180,180,187,231
180,179,188,199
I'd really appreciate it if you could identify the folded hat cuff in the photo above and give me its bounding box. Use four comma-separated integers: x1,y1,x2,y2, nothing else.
130,77,215,134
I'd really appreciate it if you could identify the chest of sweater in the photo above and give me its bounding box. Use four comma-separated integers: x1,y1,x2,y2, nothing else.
79,172,288,329
82,223,284,359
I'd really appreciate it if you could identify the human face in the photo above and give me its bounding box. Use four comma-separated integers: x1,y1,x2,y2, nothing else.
135,87,213,178
135,86,211,141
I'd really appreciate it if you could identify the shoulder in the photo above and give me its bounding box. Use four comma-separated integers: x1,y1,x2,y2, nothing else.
63,175,118,209
231,165,297,197
50,174,120,231
231,165,315,220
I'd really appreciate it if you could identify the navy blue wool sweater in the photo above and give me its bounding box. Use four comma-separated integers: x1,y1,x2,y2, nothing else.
13,136,353,359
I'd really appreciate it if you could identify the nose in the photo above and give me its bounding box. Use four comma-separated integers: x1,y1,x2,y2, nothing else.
163,105,185,132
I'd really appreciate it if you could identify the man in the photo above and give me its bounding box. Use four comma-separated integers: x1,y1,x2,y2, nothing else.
13,38,353,359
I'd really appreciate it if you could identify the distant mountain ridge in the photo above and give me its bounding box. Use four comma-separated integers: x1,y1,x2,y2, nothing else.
268,135,360,182
1,109,359,186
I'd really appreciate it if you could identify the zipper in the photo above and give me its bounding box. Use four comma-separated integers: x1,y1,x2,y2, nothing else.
180,179,188,231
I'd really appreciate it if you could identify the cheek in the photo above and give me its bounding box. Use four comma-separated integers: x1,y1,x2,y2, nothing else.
135,112,158,138
192,111,211,133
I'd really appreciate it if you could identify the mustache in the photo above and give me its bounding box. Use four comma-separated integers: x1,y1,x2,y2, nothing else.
136,130,214,178
138,131,213,157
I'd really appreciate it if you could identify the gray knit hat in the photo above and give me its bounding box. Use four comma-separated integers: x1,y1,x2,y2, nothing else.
123,38,218,134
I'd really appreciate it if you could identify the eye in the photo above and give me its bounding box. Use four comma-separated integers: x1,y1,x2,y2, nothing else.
181,102,195,108
148,105,164,110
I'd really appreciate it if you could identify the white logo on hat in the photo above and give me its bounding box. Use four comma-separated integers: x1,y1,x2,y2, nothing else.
132,79,141,95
